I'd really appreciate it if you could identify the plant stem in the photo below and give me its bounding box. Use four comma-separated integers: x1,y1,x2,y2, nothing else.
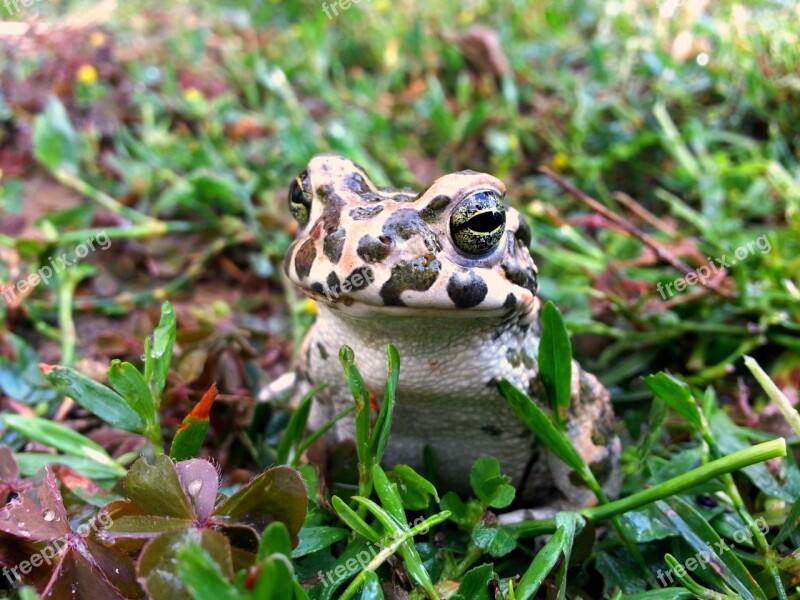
51,168,161,227
506,438,787,538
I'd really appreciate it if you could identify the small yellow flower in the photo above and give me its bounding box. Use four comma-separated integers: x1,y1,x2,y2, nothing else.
76,64,98,85
457,9,476,25
88,31,105,48
183,87,204,103
375,0,390,12
303,298,317,315
552,152,570,172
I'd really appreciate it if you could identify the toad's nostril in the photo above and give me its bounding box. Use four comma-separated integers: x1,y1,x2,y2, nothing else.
378,235,394,246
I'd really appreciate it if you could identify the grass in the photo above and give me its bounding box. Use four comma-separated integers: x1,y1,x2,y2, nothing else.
0,0,799,598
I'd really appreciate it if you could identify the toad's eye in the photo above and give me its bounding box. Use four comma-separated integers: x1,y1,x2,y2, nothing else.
449,190,506,256
288,170,312,226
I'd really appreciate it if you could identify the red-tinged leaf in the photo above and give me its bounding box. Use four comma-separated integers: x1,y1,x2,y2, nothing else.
0,445,28,501
175,459,219,522
169,383,218,461
124,455,195,520
51,464,110,500
0,468,70,541
212,466,308,548
40,545,128,600
0,445,19,480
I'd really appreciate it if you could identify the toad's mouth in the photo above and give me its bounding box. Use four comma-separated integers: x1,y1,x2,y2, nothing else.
301,285,538,322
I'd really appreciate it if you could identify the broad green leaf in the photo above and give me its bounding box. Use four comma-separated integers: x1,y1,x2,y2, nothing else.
553,512,583,600
15,452,124,481
655,497,767,600
108,360,156,425
472,523,517,557
498,380,587,474
43,365,146,433
514,526,568,600
372,465,405,523
643,373,702,428
290,526,349,558
140,528,233,600
452,563,495,600
469,456,515,509
388,464,439,510
124,455,195,519
213,465,308,547
259,521,292,560
358,572,384,600
2,415,124,475
177,542,242,600
33,96,77,172
0,334,59,404
145,302,177,405
538,301,572,428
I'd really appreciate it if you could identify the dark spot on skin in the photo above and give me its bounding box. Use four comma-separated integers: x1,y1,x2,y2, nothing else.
481,424,503,437
343,296,354,306
515,216,532,247
506,348,521,367
418,195,451,222
503,293,517,308
317,343,329,360
392,194,414,202
310,282,324,295
521,349,535,369
350,205,384,220
294,238,316,280
502,258,538,295
346,172,371,195
501,236,538,294
357,234,393,263
382,209,441,254
591,429,607,447
326,272,341,291
379,254,441,306
323,227,346,263
446,271,488,308
342,266,375,293
318,185,344,238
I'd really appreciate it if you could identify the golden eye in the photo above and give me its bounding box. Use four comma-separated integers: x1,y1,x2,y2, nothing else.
449,190,506,256
288,170,312,226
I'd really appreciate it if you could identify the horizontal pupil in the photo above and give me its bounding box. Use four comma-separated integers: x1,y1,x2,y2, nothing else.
464,210,503,233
